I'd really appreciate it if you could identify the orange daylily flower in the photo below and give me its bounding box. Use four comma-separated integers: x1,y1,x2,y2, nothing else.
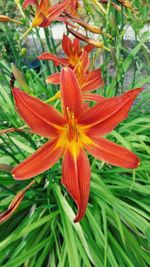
0,180,35,224
38,34,94,69
22,0,68,28
46,50,104,102
38,36,103,102
12,68,142,222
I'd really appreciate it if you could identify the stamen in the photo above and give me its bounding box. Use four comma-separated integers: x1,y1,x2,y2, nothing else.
66,107,78,142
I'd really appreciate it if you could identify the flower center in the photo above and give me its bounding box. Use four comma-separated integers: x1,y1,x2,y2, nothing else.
66,107,78,142
74,64,85,87
69,54,80,68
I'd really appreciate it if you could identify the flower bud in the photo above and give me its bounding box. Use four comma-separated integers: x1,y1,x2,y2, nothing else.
20,48,27,56
0,15,22,24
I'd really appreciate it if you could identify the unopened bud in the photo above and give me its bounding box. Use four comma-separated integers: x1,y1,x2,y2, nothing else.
0,15,22,24
0,180,35,224
20,48,27,56
67,26,104,48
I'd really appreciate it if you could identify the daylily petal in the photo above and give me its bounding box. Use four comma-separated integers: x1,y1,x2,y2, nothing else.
85,137,140,168
32,11,46,27
46,72,61,84
84,44,94,53
38,52,68,66
65,0,79,16
38,13,50,27
76,50,90,73
83,94,105,102
13,88,65,138
62,34,72,57
62,148,90,222
46,67,104,95
0,181,35,224
12,139,63,180
47,0,69,21
82,69,104,92
73,37,80,55
23,0,68,27
46,72,104,103
61,68,83,119
78,88,143,136
38,35,94,71
83,102,90,111
39,0,49,11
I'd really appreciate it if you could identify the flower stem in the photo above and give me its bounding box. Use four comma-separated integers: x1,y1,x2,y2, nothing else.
21,25,33,40
45,91,61,103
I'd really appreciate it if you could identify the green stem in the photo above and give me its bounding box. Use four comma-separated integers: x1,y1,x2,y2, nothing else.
132,34,137,88
21,25,33,40
44,28,52,52
31,30,48,94
35,28,45,52
121,5,124,93
48,28,57,54
5,25,18,62
44,28,58,96
17,3,26,18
